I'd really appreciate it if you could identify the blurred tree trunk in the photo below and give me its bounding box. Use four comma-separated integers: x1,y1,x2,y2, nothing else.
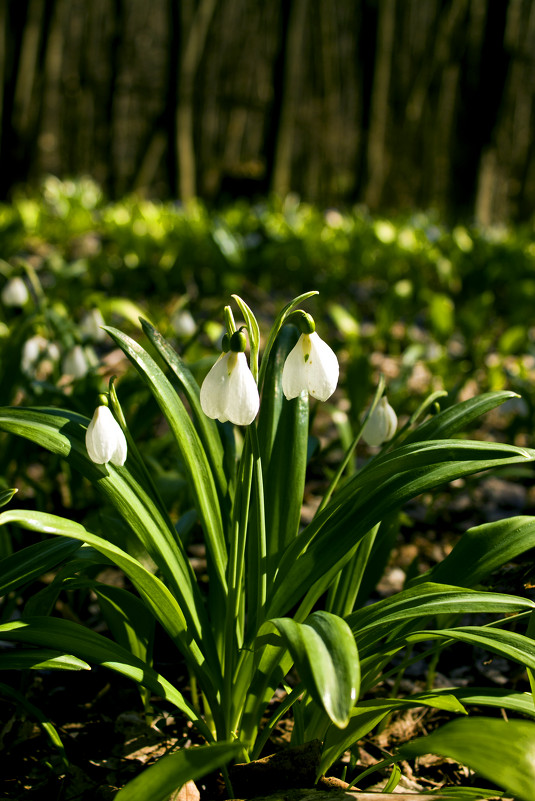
270,0,308,197
176,0,218,201
364,0,395,210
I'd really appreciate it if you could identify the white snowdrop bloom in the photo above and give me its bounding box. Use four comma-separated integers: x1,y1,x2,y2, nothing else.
2,277,29,307
171,308,196,337
80,308,107,342
200,350,259,426
62,345,89,378
85,406,127,466
282,332,339,401
362,396,398,447
21,335,60,377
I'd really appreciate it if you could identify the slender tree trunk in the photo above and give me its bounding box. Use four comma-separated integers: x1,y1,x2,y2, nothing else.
271,0,308,197
176,0,218,202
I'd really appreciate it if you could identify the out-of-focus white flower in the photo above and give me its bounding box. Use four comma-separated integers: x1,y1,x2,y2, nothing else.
62,345,88,379
171,309,196,337
2,277,29,307
362,396,398,447
282,332,339,401
85,406,127,466
79,308,107,342
200,350,259,426
21,335,60,377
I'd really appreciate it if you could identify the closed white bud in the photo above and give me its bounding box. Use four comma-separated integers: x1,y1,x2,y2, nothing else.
85,406,127,466
21,335,60,377
2,277,29,307
362,396,398,447
62,345,88,379
200,350,259,426
79,308,107,342
282,332,339,402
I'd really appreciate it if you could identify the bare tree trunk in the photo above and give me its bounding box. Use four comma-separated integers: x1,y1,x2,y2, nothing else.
271,0,308,197
364,0,395,210
176,0,218,201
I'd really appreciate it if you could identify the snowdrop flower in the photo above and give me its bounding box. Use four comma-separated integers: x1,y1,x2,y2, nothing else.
85,405,127,466
362,396,398,447
2,277,29,307
282,315,339,401
62,344,88,379
79,308,107,342
200,330,259,426
21,335,60,377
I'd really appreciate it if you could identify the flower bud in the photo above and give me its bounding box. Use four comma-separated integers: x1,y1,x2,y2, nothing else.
2,277,29,307
85,406,127,466
362,396,398,447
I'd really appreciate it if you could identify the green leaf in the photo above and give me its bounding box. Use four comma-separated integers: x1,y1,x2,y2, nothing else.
403,391,519,444
0,616,214,742
0,536,81,595
270,443,535,618
115,742,243,801
431,687,535,718
139,318,228,503
264,611,359,728
0,650,90,671
0,681,69,768
422,515,535,588
399,717,535,801
0,408,214,662
319,692,466,778
406,626,535,671
0,488,17,507
102,327,227,596
0,509,222,705
347,582,535,651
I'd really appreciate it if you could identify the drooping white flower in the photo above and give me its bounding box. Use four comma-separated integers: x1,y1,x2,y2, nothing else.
79,308,107,342
200,350,259,426
2,277,29,307
62,344,88,379
282,331,339,401
21,335,60,377
85,406,127,466
362,396,398,447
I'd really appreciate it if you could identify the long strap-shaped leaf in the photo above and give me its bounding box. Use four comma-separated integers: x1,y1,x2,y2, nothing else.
270,444,535,618
103,326,227,595
139,319,228,507
0,616,214,742
0,508,222,707
0,407,217,665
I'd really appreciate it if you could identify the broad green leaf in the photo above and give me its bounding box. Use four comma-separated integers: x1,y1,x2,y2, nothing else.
102,327,227,596
0,488,17,507
0,650,90,671
115,742,243,801
406,626,535,671
399,717,535,801
0,536,81,595
0,616,214,742
347,582,535,648
423,515,535,588
0,407,214,661
319,692,466,778
139,318,228,504
0,509,222,704
403,391,519,444
265,611,359,728
270,444,535,618
431,687,535,718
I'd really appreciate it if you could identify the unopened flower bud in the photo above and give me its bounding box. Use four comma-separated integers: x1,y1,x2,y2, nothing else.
2,277,29,307
362,396,397,447
85,406,127,466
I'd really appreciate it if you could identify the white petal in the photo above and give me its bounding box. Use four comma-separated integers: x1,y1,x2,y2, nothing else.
362,397,397,447
305,332,339,401
200,353,232,420
223,352,259,425
86,406,127,465
282,334,309,400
